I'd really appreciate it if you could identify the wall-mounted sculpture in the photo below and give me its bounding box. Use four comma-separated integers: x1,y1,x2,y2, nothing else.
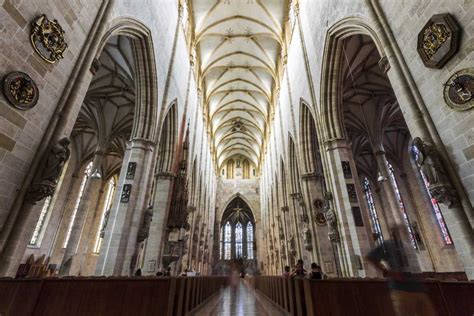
417,13,459,69
30,15,68,63
137,206,153,242
413,137,459,208
25,138,70,203
2,71,39,110
444,68,473,111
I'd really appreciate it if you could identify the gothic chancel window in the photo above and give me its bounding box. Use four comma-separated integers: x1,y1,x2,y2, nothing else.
235,222,243,258
93,177,116,253
247,222,254,259
29,196,52,246
362,178,384,246
223,222,231,260
63,161,93,248
387,162,418,249
412,145,452,245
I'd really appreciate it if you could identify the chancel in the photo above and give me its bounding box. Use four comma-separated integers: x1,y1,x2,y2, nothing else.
0,0,473,315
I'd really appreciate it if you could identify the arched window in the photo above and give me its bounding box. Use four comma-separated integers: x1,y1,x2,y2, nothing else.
387,162,418,249
412,146,452,245
29,196,52,246
362,178,384,246
235,222,243,258
63,161,93,248
247,222,254,259
223,222,231,260
93,177,116,253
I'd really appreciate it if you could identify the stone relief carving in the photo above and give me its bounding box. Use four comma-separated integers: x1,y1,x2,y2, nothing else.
303,227,312,251
137,206,153,242
26,138,71,203
443,68,473,111
324,206,340,243
30,15,68,63
417,13,459,69
2,71,39,110
413,137,459,208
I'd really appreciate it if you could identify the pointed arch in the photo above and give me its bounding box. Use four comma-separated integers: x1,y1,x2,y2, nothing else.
157,101,178,173
299,99,323,174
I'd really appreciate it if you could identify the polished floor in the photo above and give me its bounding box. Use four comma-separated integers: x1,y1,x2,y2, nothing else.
192,280,285,316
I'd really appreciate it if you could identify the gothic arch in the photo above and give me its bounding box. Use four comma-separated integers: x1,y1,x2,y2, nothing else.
320,17,384,141
156,101,178,173
98,17,158,142
299,99,322,174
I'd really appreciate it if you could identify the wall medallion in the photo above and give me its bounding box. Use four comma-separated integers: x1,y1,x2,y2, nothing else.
315,212,326,226
313,198,324,210
2,71,39,110
443,68,473,111
417,13,459,69
30,15,68,64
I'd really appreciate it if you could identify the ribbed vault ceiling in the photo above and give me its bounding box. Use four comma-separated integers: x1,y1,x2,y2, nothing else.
192,0,286,171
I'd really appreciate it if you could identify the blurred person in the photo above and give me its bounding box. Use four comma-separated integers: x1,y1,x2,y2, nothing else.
308,262,324,280
282,265,291,278
290,259,307,278
366,228,436,316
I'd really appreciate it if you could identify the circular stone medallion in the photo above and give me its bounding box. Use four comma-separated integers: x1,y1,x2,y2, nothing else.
444,68,473,111
315,212,327,226
2,71,39,110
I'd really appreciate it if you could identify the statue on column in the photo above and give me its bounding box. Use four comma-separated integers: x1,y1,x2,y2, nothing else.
288,235,297,256
303,227,313,251
137,205,153,242
413,137,459,207
26,137,71,203
324,205,340,243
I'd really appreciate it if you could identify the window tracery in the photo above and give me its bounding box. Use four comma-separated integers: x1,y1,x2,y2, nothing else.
93,177,116,253
362,178,384,246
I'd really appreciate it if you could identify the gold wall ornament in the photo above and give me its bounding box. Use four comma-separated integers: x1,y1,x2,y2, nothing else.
30,15,68,63
444,68,473,111
2,71,39,110
417,13,459,69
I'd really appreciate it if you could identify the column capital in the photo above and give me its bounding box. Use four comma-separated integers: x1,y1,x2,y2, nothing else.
155,172,176,180
324,138,349,150
126,138,156,151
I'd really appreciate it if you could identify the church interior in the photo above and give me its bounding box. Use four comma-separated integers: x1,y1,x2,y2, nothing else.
0,0,473,315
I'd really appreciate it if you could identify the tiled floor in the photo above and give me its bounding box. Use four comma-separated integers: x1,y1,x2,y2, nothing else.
192,280,285,316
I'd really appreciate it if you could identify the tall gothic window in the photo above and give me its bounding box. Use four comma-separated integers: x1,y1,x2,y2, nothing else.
235,222,243,258
63,161,93,248
247,222,254,259
223,222,231,260
29,196,52,246
412,146,452,245
93,177,116,253
362,177,384,246
387,162,418,249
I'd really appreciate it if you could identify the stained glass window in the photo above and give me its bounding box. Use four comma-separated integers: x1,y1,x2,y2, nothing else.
29,196,52,246
235,222,243,258
247,222,254,259
224,222,231,260
93,178,116,253
63,161,93,248
362,178,384,246
412,146,452,245
387,162,418,249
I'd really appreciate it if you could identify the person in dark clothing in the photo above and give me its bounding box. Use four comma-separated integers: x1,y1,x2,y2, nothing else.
308,262,323,280
282,265,291,278
290,259,307,278
366,238,436,316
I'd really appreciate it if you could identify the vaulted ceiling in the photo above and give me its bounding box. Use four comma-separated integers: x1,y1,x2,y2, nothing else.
72,35,135,179
192,0,287,171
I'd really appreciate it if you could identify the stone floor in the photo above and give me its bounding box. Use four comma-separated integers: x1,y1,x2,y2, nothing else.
191,280,285,316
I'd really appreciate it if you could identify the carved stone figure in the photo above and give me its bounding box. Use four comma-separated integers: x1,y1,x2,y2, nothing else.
26,138,71,203
303,227,312,251
324,206,340,243
413,137,459,207
137,206,154,242
288,235,297,256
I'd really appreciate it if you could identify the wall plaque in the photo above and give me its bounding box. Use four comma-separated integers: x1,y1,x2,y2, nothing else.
341,161,352,178
417,13,459,69
120,184,132,203
351,207,364,227
346,184,358,203
126,162,137,179
313,198,324,210
443,68,473,111
30,15,68,63
2,71,39,110
315,212,326,226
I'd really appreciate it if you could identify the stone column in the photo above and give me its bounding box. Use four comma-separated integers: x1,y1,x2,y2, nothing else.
60,150,104,275
141,172,174,275
373,150,420,271
95,139,155,276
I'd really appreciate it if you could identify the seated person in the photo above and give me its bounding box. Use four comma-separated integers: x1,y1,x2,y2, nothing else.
308,262,324,280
